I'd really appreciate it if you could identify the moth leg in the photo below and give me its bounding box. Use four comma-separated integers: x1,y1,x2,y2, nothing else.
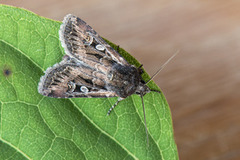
116,45,120,53
150,90,161,94
107,97,124,115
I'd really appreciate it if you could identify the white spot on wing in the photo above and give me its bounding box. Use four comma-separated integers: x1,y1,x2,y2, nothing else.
96,44,105,51
80,86,89,93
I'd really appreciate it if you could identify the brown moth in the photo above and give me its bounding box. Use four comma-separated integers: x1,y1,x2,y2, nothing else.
38,14,176,145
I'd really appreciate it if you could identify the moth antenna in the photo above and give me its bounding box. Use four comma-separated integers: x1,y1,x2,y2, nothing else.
107,97,124,116
140,93,149,147
146,50,179,84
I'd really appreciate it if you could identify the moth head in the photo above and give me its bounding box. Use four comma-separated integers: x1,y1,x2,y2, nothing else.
136,82,151,96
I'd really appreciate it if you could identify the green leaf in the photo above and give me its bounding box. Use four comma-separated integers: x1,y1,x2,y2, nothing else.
0,4,178,160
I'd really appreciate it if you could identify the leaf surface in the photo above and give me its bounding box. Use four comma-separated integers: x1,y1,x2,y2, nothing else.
0,5,178,160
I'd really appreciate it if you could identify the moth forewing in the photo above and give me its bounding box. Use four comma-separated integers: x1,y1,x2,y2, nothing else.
59,14,128,66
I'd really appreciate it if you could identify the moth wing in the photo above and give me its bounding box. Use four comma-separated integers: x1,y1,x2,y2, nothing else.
59,14,129,66
38,57,118,98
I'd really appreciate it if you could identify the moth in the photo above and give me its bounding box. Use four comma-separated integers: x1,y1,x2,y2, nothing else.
38,14,176,145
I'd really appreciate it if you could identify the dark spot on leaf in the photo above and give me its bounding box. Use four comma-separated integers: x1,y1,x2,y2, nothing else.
3,67,12,77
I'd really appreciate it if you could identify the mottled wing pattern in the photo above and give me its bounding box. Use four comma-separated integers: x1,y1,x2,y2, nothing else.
38,56,118,98
59,14,129,66
38,14,131,98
